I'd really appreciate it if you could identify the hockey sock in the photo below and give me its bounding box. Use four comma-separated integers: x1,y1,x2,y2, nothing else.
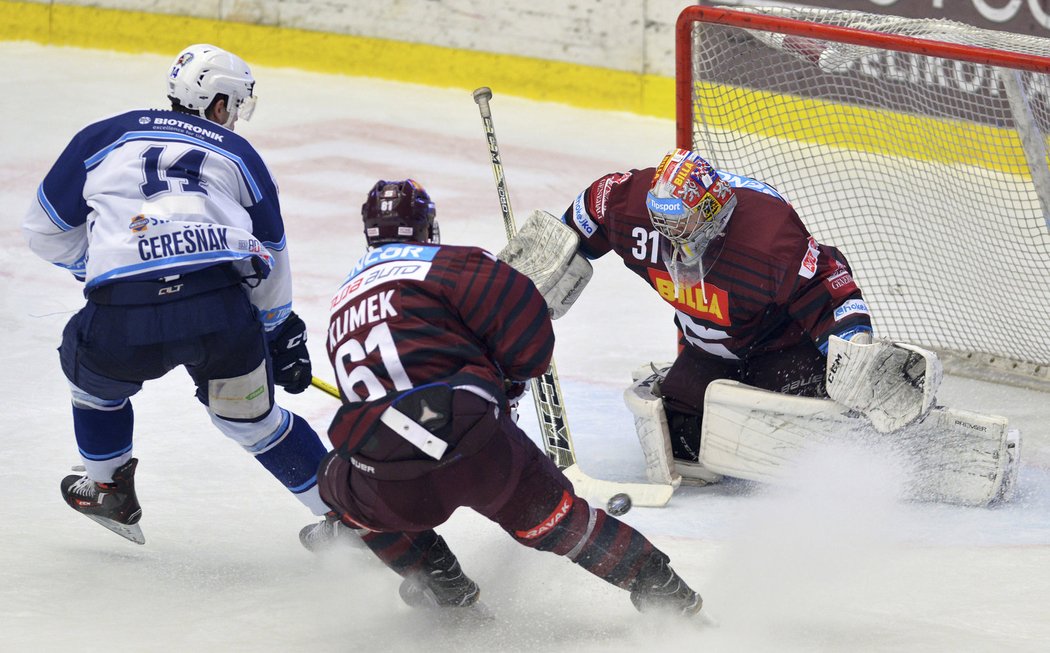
511,492,657,590
358,529,440,577
72,401,134,482
253,413,329,508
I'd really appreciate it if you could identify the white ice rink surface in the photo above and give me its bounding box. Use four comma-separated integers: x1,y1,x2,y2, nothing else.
1,43,1048,652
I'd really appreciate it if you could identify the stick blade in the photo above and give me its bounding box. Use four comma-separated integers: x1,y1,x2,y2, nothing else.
562,464,674,508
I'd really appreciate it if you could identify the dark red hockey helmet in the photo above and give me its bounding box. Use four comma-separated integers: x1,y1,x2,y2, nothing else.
361,179,439,246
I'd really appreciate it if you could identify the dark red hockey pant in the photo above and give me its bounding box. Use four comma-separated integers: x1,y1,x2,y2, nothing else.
318,390,659,591
661,339,829,418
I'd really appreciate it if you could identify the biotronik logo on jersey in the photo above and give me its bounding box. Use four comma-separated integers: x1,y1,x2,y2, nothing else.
149,116,226,142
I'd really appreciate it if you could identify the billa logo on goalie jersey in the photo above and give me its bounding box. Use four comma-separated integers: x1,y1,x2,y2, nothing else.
647,269,730,325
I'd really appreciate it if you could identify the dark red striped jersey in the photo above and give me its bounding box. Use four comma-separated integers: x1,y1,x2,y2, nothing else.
325,241,554,452
562,167,872,360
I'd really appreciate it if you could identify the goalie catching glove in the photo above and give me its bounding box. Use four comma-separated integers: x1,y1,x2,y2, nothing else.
498,210,592,319
825,335,942,433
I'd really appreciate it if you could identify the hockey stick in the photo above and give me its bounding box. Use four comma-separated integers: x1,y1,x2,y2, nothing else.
472,87,673,509
311,376,340,399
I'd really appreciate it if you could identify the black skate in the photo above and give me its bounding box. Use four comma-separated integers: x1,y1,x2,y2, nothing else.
630,553,703,617
60,458,144,545
299,511,365,552
398,536,491,619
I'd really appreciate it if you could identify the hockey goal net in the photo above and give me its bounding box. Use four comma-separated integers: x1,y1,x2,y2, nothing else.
677,5,1050,383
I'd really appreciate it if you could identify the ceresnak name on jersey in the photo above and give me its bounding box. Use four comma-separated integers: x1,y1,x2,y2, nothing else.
833,299,870,321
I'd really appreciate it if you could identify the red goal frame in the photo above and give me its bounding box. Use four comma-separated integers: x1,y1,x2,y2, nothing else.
674,5,1050,150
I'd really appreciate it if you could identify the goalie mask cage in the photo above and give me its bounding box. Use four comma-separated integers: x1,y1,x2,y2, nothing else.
677,5,1050,383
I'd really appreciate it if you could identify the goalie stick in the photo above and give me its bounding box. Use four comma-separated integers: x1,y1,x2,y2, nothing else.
471,87,672,508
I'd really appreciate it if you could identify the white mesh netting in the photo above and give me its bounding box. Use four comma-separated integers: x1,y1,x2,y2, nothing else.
682,6,1050,379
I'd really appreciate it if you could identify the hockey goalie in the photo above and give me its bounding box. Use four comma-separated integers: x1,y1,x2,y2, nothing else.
502,148,1020,507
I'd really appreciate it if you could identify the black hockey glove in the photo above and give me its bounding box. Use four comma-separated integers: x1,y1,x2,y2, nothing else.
504,379,529,423
269,312,312,394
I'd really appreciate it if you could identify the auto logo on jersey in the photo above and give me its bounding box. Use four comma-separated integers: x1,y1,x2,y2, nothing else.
647,269,730,326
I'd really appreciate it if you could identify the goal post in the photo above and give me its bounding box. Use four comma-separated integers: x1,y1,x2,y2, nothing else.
676,5,1050,383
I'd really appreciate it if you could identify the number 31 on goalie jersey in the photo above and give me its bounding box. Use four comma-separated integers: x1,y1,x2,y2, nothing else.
332,322,412,402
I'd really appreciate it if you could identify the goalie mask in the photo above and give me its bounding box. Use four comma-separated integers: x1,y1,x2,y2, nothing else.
646,149,737,259
167,44,257,129
362,179,439,247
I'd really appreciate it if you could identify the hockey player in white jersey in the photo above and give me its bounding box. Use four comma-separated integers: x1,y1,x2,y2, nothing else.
22,44,332,544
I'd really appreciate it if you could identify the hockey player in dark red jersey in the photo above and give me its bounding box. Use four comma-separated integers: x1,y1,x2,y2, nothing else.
534,148,877,487
312,178,704,617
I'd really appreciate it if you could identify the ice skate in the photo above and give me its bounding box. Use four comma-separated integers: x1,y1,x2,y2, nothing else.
299,511,365,552
629,553,702,617
60,458,144,545
397,536,492,620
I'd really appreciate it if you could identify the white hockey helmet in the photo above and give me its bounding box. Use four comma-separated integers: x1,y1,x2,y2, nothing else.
646,149,737,254
167,44,257,129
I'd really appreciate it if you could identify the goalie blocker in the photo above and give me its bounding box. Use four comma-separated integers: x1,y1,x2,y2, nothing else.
498,210,592,319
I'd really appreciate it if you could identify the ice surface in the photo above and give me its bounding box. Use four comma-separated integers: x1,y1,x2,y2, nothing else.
1,43,1047,652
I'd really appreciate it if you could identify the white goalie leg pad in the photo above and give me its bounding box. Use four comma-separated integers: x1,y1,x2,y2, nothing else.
700,379,858,483
498,210,593,319
899,407,1020,507
826,335,943,434
623,368,682,488
701,379,1020,506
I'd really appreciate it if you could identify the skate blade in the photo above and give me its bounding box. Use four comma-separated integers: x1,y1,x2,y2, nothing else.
695,608,720,628
461,600,495,622
439,600,496,625
402,597,496,623
84,514,145,545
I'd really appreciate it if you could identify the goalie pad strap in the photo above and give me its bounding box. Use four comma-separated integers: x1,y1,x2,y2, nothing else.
498,210,593,319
